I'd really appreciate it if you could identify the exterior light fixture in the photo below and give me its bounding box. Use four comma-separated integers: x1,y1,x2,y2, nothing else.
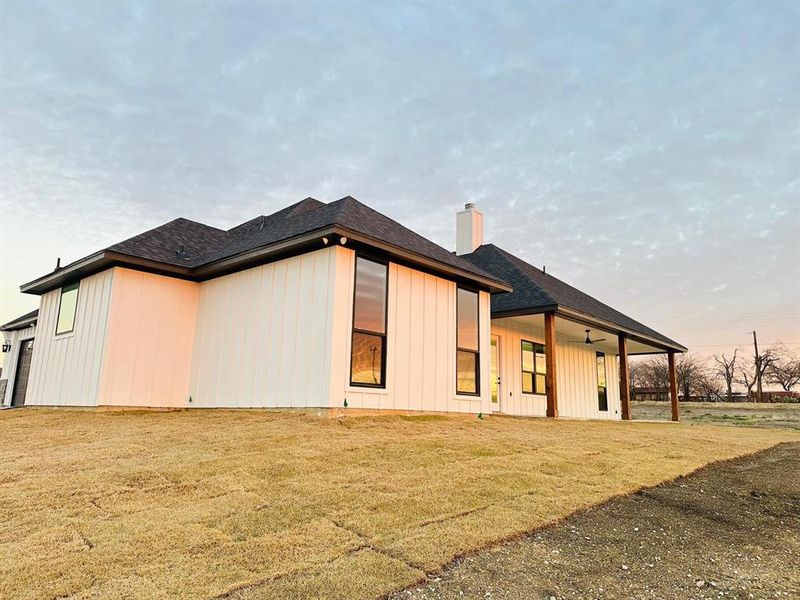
2,340,10,353
340,236,348,245
322,236,329,245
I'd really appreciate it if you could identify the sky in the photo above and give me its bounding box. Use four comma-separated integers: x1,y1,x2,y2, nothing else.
1,0,798,364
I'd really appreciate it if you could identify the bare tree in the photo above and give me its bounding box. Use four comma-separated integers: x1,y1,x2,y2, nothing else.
676,354,711,401
629,360,645,399
631,355,669,392
713,349,738,402
754,347,780,401
736,363,757,401
766,346,800,392
696,371,724,402
631,353,713,401
738,346,780,402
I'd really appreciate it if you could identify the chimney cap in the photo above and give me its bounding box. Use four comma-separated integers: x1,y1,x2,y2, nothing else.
464,202,476,210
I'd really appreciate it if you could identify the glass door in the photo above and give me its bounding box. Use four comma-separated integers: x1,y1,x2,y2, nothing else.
490,335,501,410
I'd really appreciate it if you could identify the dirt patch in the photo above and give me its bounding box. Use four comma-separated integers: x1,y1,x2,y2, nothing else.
390,442,800,600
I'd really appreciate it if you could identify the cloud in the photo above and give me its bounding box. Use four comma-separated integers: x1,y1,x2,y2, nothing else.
1,0,798,353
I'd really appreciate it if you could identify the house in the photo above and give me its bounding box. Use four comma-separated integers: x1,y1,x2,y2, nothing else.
9,196,685,419
1,309,38,407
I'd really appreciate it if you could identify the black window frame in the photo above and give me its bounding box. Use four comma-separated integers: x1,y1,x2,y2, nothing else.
55,282,80,336
349,254,389,388
596,351,608,411
456,286,480,396
521,339,546,395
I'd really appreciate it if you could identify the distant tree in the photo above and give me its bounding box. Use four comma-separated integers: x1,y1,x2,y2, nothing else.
631,353,713,401
630,355,668,400
676,354,707,401
736,363,757,401
738,346,780,402
713,350,738,402
695,371,724,402
754,347,780,401
629,360,644,398
766,346,800,392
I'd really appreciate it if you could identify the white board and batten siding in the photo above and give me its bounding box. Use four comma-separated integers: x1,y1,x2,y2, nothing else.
556,338,621,419
491,316,621,420
97,269,199,408
0,322,37,406
189,247,337,408
25,270,114,406
328,247,492,414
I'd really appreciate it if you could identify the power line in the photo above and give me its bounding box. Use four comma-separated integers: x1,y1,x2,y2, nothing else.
686,342,800,349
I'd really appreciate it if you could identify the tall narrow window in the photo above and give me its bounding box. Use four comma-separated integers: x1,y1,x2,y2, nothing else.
596,352,608,411
521,340,546,394
456,288,480,395
350,257,388,387
55,282,79,335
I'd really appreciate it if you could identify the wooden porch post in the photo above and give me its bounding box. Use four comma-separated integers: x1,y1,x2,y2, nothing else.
668,350,680,422
618,334,631,420
544,311,558,418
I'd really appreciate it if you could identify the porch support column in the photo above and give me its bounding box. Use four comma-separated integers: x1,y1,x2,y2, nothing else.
544,311,558,418
618,333,631,420
668,350,680,422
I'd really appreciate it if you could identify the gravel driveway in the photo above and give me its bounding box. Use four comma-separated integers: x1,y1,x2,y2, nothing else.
390,442,800,600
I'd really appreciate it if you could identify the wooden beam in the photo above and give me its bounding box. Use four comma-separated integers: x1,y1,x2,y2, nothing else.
668,350,680,422
619,333,631,420
544,311,558,418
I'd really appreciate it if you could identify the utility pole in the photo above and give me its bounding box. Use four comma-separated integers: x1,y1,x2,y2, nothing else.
752,330,762,403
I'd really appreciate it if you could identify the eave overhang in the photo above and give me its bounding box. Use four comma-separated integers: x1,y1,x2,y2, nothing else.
21,226,512,296
492,304,686,354
0,315,38,332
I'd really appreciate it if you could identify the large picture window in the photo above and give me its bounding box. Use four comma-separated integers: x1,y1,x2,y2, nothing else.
521,340,546,394
596,352,608,411
55,282,79,335
456,288,480,395
350,256,388,387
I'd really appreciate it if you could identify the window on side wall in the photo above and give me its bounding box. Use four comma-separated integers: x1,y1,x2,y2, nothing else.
350,256,388,387
596,352,608,411
456,287,480,395
521,340,546,394
55,282,79,335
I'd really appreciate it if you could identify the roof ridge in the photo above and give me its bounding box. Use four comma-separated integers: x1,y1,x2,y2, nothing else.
264,196,325,220
170,217,226,233
333,197,504,282
483,244,559,306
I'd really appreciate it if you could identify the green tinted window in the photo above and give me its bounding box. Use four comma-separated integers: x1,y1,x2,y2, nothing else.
56,283,79,335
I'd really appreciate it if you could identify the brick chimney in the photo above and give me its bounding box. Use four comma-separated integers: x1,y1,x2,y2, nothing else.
456,202,483,255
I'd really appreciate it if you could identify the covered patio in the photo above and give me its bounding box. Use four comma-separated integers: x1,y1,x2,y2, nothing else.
461,243,687,421
490,309,685,421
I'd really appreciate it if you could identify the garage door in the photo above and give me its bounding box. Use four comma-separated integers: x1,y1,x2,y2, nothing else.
11,339,34,407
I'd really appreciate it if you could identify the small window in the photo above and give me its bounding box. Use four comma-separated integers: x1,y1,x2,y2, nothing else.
55,282,79,335
456,288,480,395
350,257,388,387
597,352,608,411
521,340,546,394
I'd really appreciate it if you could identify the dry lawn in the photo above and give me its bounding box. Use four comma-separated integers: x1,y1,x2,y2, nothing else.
1,409,797,600
633,400,800,429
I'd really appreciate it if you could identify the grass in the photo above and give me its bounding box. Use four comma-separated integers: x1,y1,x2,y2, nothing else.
633,400,800,430
1,408,797,600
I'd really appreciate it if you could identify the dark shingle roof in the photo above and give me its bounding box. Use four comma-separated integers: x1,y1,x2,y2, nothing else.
25,196,508,293
200,197,502,284
461,244,683,349
107,218,229,267
1,309,38,331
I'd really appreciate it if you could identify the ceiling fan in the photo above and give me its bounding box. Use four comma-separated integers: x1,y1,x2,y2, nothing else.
569,329,607,345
